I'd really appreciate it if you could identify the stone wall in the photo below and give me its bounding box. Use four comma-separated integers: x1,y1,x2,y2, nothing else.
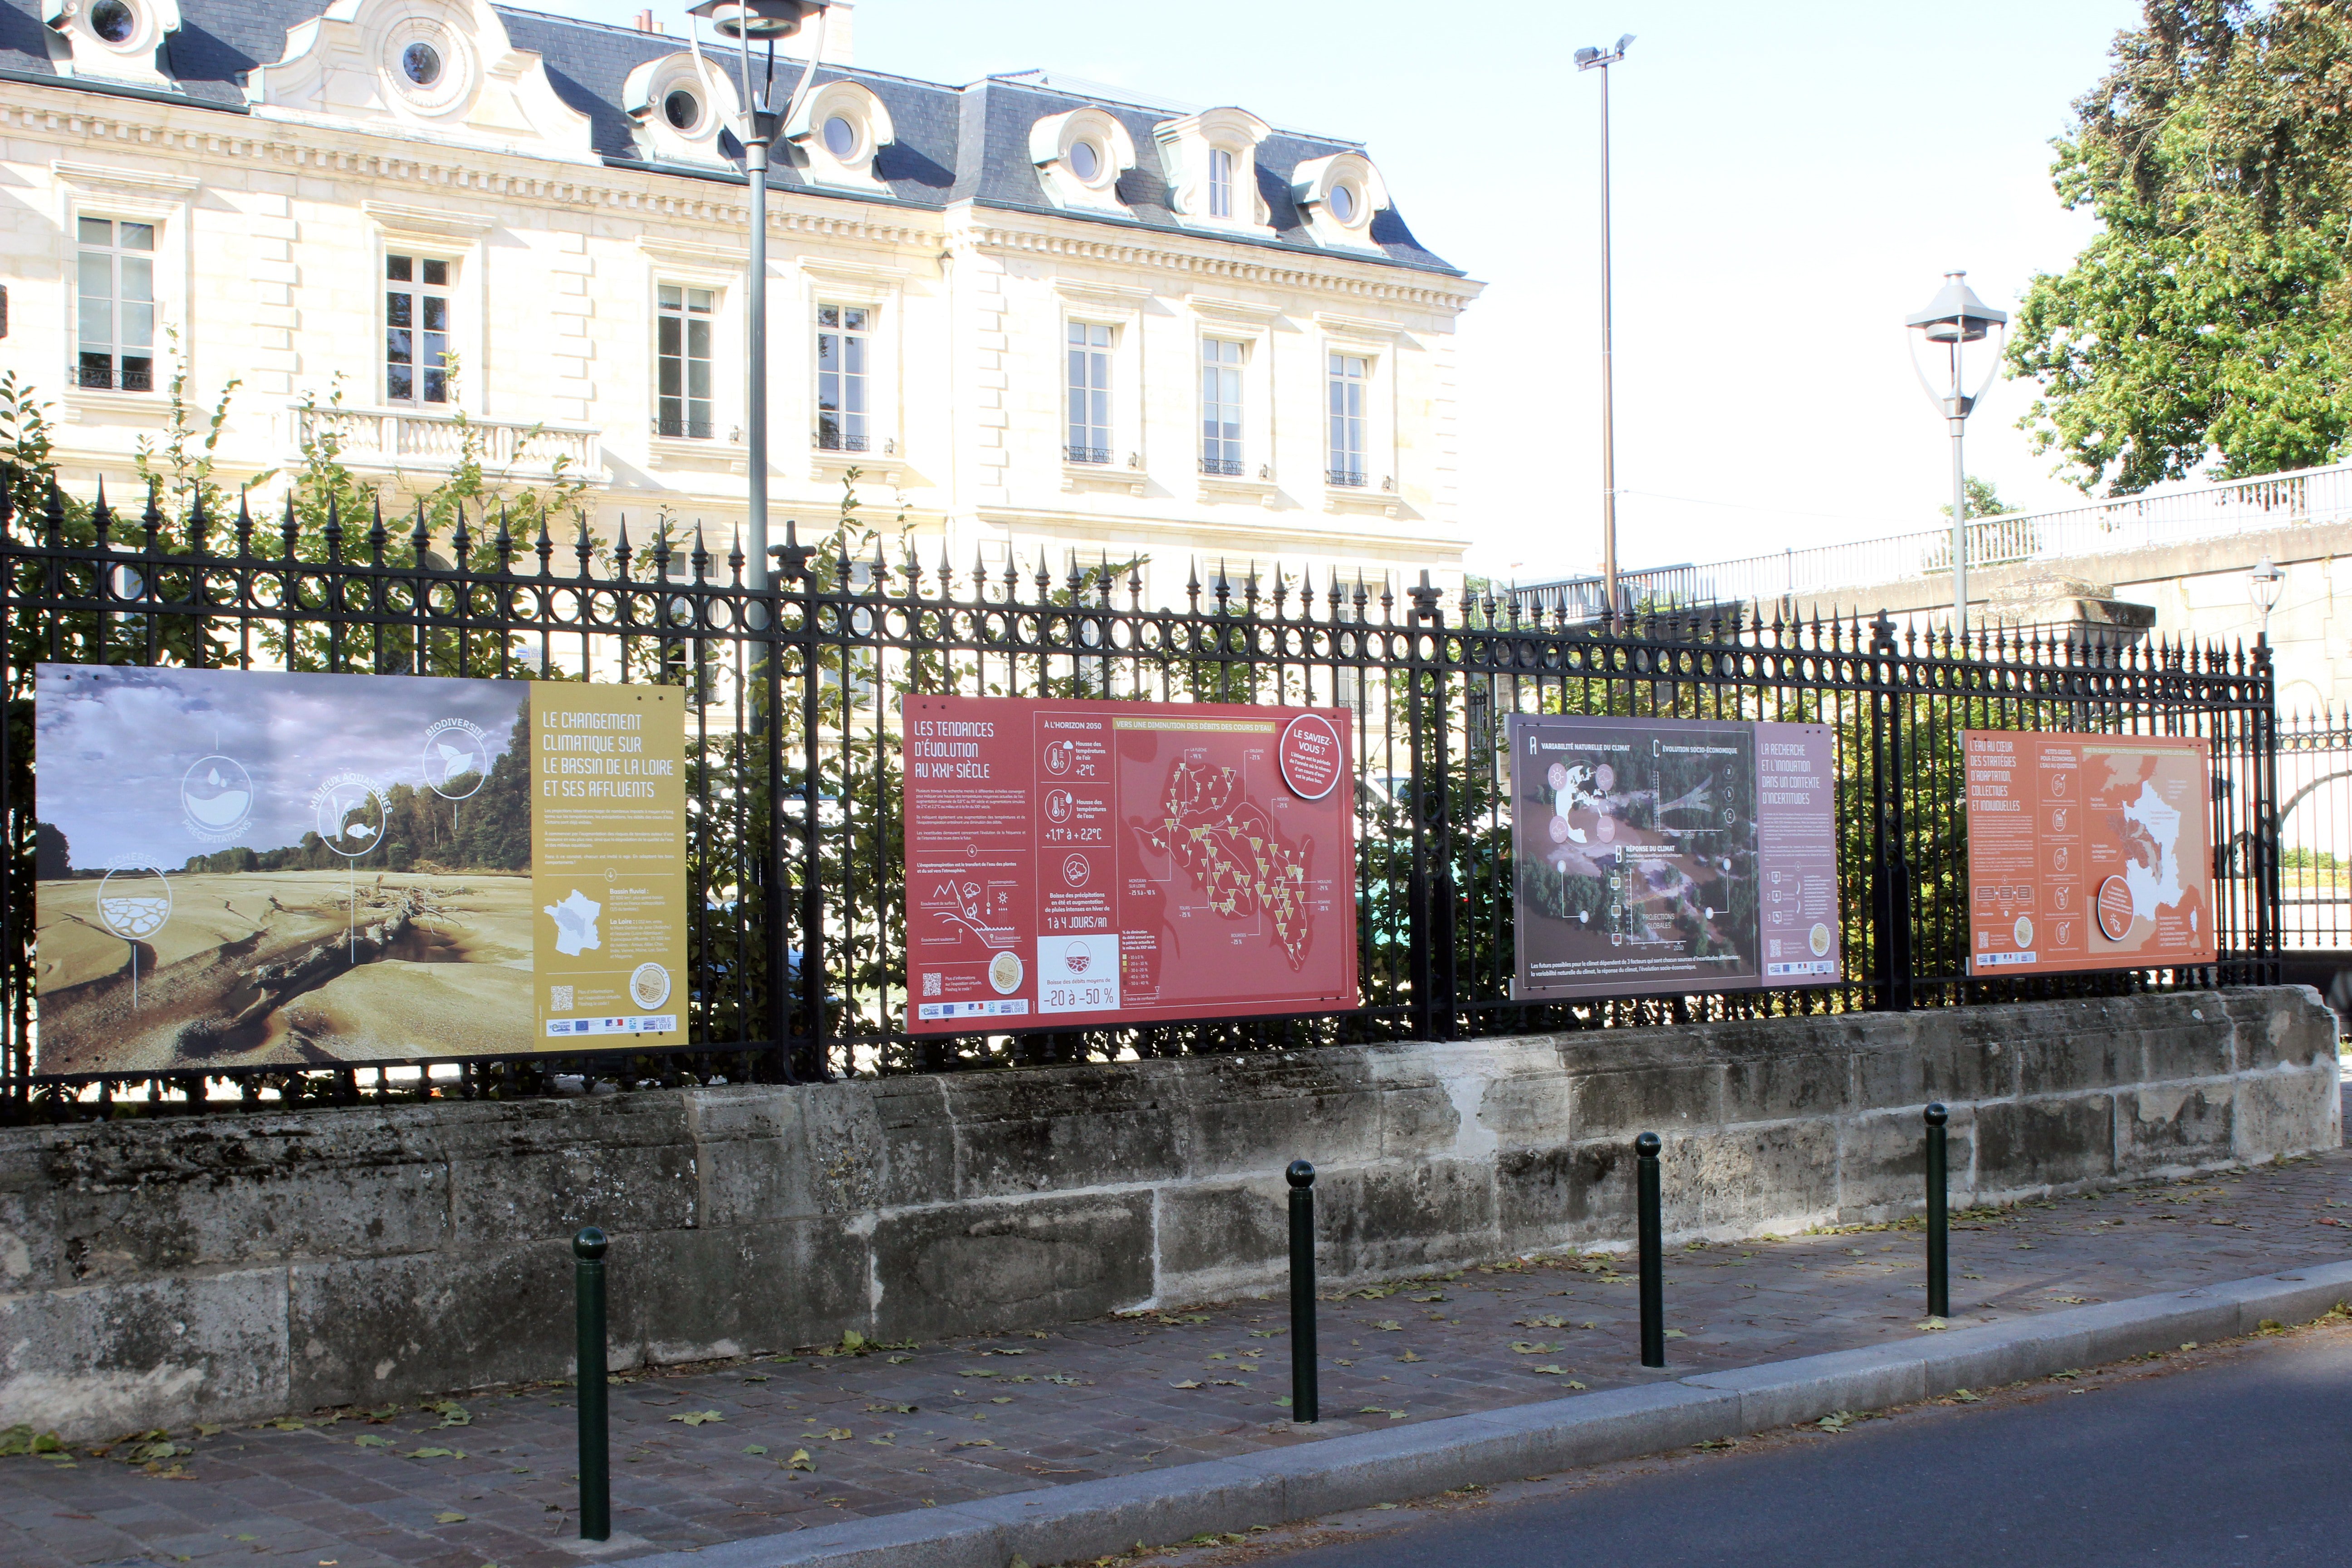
0,988,2337,1440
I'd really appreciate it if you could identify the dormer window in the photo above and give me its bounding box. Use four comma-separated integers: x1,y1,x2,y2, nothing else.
44,0,180,86
382,17,470,113
787,80,896,193
1030,108,1137,217
1291,152,1391,253
623,51,740,168
1154,108,1272,235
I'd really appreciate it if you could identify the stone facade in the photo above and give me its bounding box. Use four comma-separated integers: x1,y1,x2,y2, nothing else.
0,0,1480,605
0,987,2335,1440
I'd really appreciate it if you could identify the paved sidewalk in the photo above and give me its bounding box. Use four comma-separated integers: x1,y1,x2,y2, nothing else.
6,1151,2349,1568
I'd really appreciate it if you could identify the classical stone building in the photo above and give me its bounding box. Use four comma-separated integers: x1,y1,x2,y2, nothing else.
0,0,1480,604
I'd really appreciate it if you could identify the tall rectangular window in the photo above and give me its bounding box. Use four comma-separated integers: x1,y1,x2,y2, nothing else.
816,304,870,451
1066,321,1112,463
1208,147,1234,219
1200,338,1243,475
386,254,453,405
1327,353,1368,486
657,284,715,438
76,217,155,392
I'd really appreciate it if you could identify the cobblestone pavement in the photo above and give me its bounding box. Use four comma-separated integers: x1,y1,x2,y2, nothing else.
6,1149,2349,1568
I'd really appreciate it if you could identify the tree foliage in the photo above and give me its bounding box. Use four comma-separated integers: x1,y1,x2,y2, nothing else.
2007,0,2352,494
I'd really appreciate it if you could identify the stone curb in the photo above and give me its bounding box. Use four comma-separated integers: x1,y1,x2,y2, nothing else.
621,1262,2352,1568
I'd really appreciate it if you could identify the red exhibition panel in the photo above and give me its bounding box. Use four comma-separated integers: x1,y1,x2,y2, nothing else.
902,696,1360,1033
1963,730,2217,976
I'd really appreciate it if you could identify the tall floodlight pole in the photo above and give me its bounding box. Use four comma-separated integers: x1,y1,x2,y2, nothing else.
1574,35,1632,622
687,0,832,600
1905,272,2007,643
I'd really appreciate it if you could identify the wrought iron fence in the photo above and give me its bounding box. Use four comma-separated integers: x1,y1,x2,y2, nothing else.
2278,709,2352,951
0,482,2282,1117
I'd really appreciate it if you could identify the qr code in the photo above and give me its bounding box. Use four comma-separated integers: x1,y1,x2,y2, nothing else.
921,972,941,997
550,985,574,1011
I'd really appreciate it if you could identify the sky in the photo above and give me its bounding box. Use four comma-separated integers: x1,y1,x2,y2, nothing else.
36,666,525,868
554,0,2147,584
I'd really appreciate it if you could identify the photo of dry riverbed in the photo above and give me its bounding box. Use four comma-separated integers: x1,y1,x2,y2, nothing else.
34,666,537,1074
35,869,535,1072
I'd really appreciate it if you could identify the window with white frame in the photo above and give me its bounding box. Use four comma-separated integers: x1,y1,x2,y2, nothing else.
1208,147,1234,219
76,217,156,392
1066,322,1112,464
656,284,715,439
385,254,454,406
1200,339,1244,475
1327,353,1368,486
816,304,871,451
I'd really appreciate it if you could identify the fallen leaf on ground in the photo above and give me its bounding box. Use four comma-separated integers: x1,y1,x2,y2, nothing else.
1509,1342,1562,1355
1914,1319,1948,1332
1663,1330,1688,1340
405,1447,461,1460
433,1512,466,1524
352,1436,391,1449
669,1411,725,1426
1171,1380,1204,1389
1372,1321,1403,1332
1398,1351,1422,1363
788,1449,815,1471
1514,1315,1568,1330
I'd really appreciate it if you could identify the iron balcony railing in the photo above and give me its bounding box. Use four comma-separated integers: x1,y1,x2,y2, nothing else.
1519,460,2352,621
1066,444,1111,465
1327,467,1367,488
1200,456,1245,477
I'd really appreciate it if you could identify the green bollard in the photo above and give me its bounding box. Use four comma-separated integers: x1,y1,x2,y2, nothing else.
1287,1161,1318,1423
574,1226,610,1542
1925,1105,1950,1319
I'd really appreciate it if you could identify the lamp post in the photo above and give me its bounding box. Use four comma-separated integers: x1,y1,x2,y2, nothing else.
1904,272,2007,643
686,0,832,598
2249,554,2283,645
1574,33,1632,622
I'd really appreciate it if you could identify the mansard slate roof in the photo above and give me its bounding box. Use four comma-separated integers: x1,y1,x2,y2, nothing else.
0,0,1458,275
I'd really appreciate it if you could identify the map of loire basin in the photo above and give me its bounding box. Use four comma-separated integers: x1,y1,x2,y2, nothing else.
1964,732,2215,975
1142,760,1314,968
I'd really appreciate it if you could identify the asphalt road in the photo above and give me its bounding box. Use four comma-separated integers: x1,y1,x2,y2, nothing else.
1261,1329,2352,1568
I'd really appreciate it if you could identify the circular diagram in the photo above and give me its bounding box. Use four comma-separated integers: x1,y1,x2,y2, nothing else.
989,951,1024,994
313,773,389,860
630,963,671,1010
1044,789,1075,824
423,718,491,801
1062,941,1093,976
1062,853,1091,888
1809,921,1833,958
180,755,254,840
2014,915,2034,950
97,862,172,941
2096,875,2136,942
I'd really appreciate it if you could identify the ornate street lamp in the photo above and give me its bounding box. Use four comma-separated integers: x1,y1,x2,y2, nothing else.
2249,553,2283,644
1574,33,1633,621
1905,271,2007,642
686,0,832,598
